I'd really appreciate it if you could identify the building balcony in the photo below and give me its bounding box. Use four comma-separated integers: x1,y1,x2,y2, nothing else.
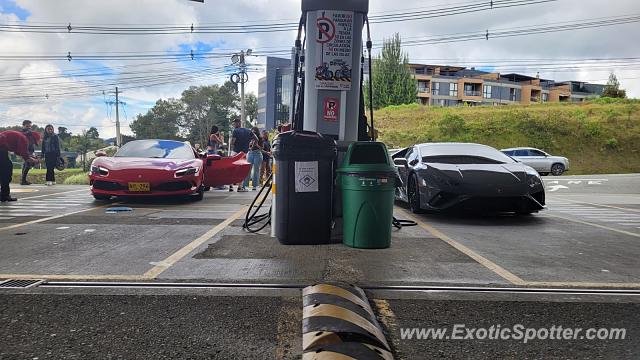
531,97,540,103
418,87,430,93
464,90,481,97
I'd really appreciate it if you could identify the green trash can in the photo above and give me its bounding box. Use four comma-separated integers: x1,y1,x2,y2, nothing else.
338,142,396,249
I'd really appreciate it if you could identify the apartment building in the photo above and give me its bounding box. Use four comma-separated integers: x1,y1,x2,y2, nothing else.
410,64,605,106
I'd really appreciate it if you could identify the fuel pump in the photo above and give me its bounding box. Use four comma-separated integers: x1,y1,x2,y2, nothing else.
246,0,413,240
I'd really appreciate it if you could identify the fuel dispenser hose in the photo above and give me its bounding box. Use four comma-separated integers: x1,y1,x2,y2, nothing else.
242,173,417,233
242,173,273,233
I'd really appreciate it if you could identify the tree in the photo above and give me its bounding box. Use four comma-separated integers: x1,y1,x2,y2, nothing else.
365,33,417,110
181,81,239,146
130,98,184,140
69,128,104,171
86,126,100,140
57,127,72,141
603,73,627,98
245,93,258,127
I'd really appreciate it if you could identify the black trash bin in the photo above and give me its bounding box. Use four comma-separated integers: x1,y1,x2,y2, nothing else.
273,130,337,245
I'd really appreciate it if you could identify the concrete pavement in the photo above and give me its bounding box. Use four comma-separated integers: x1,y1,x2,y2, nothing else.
1,173,639,359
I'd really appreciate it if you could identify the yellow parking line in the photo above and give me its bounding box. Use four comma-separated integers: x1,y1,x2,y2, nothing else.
554,197,640,213
397,208,526,285
0,204,113,232
544,214,640,238
143,206,247,279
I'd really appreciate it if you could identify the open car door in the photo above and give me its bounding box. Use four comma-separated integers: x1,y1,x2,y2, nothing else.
203,152,251,187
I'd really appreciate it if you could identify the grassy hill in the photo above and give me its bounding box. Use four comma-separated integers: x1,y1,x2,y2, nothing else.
375,99,640,174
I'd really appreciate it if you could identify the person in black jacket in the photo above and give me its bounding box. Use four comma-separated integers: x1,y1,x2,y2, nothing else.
42,124,61,185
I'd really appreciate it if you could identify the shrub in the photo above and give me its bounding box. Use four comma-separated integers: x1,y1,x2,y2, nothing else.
63,173,90,185
584,120,602,137
438,113,466,139
604,138,619,150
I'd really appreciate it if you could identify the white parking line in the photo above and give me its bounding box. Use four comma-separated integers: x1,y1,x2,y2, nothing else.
0,217,15,220
0,209,51,213
0,205,66,209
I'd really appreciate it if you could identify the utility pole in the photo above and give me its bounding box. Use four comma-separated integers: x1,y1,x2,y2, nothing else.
240,51,245,126
115,86,122,147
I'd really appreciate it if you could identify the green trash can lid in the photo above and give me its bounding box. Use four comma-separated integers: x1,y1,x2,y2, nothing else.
337,141,396,174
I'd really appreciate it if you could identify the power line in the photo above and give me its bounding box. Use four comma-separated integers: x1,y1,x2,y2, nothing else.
1,13,638,63
0,0,556,35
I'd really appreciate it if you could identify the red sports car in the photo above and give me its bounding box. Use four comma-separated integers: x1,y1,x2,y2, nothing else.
89,139,250,201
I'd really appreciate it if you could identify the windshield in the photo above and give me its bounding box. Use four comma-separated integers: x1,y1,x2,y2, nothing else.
420,144,516,164
114,140,195,159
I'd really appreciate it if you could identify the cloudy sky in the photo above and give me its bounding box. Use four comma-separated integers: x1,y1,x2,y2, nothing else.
0,0,638,138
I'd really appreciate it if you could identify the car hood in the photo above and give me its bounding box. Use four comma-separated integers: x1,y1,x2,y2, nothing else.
424,162,529,185
92,157,201,171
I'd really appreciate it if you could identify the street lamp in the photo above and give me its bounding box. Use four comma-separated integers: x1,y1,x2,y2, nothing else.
230,49,253,126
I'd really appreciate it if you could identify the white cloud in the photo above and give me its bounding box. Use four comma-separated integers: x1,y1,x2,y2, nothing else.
1,0,639,135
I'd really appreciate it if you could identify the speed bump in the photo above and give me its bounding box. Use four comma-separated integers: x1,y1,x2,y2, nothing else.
302,283,393,359
302,342,393,360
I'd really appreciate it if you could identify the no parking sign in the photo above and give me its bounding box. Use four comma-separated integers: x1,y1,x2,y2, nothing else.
323,97,339,122
314,10,354,91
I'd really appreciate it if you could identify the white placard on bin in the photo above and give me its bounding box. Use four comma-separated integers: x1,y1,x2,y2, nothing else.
295,161,319,193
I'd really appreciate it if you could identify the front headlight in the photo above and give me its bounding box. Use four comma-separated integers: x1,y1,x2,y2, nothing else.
174,167,199,178
90,166,109,176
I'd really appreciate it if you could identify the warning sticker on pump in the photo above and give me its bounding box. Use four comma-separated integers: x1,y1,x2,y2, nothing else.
295,161,319,193
314,10,354,90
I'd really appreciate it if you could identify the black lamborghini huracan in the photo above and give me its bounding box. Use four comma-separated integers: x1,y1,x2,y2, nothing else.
392,143,546,214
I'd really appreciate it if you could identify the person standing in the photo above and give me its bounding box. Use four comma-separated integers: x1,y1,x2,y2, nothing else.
260,130,272,184
207,125,223,155
0,130,40,202
230,117,256,192
247,127,263,191
42,124,61,186
20,120,36,185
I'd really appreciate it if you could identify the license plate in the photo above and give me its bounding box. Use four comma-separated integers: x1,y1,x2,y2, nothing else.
128,182,150,192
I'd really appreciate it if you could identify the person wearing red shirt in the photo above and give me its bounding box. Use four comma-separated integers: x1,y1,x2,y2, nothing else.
0,130,40,202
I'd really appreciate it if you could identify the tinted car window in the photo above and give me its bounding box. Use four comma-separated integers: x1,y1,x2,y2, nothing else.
529,149,546,156
423,155,508,165
502,150,514,156
514,149,529,156
420,144,515,164
404,148,414,161
115,140,195,159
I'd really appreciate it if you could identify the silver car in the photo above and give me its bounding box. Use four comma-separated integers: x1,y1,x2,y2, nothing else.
501,147,569,176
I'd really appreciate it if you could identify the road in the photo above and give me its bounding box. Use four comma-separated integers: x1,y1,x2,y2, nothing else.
1,174,639,359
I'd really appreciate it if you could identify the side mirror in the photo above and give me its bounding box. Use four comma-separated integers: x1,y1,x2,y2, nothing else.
393,158,408,167
94,150,107,157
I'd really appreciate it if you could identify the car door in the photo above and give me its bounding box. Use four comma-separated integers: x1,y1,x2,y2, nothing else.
202,152,251,187
527,149,549,171
512,149,531,167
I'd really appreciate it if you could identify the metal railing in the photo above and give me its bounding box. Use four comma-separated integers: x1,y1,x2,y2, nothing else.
464,90,481,97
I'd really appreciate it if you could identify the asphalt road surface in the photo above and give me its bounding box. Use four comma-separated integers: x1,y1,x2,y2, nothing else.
1,174,639,359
